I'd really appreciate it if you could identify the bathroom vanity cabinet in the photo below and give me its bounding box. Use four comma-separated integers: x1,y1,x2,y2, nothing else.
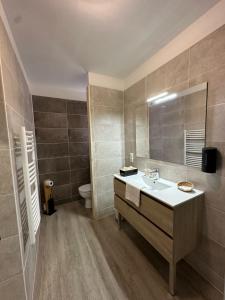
114,176,203,295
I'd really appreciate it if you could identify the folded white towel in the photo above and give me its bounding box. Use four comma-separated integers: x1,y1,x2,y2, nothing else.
125,181,144,207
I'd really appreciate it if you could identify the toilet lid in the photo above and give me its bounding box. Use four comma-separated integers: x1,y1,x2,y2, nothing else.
79,184,91,193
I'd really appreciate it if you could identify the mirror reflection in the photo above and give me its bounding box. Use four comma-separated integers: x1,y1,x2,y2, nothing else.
136,83,208,168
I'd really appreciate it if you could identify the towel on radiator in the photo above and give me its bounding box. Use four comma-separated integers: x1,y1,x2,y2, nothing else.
125,181,145,207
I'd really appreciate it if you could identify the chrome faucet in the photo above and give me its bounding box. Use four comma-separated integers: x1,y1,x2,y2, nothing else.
144,168,160,180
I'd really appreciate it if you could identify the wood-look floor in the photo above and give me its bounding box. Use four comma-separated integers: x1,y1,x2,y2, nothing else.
34,202,206,300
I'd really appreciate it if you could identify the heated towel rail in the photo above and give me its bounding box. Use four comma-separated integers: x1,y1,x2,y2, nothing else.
20,126,40,244
184,129,205,168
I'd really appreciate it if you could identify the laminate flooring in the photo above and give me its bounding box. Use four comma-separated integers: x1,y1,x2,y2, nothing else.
34,201,207,300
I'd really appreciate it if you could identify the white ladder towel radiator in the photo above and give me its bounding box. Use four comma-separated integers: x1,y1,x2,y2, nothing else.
20,126,40,244
184,129,205,168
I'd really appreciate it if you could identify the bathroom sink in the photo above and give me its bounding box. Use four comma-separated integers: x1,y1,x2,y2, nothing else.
142,176,171,191
128,175,171,191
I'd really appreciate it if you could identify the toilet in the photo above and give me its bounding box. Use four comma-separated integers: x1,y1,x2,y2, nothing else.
78,184,92,208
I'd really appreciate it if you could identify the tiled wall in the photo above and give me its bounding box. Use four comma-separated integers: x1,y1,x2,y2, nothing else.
124,25,225,300
88,86,124,218
33,96,90,204
0,17,39,300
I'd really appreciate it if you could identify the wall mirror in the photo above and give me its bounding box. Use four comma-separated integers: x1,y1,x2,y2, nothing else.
135,82,208,168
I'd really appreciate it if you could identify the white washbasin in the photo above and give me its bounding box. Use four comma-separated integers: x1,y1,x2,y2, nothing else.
128,175,171,191
141,176,171,190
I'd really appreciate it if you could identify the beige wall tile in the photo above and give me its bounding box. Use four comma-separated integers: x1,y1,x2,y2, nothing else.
0,235,22,282
0,102,9,149
95,157,123,177
0,149,13,195
207,104,225,143
190,68,225,107
165,50,189,87
0,194,18,239
0,273,26,300
188,235,225,279
95,141,123,159
24,243,38,300
91,85,123,108
190,25,225,79
146,66,166,98
93,105,123,126
202,205,225,247
124,78,145,104
94,124,124,142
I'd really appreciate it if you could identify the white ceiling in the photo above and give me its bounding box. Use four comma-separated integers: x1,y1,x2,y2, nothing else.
2,0,220,95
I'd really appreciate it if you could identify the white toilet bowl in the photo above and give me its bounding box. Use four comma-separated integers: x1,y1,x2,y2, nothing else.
78,184,92,208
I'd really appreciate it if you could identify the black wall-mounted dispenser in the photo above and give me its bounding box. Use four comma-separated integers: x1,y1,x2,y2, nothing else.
202,147,217,173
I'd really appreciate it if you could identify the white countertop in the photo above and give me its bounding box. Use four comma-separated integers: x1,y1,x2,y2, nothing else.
114,171,204,208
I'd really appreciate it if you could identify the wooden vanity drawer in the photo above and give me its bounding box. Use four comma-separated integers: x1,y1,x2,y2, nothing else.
140,194,173,237
114,178,126,199
114,195,173,262
114,178,174,236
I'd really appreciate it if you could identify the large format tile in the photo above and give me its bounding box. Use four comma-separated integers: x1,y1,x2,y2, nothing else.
94,124,123,142
0,273,26,300
0,149,13,195
69,142,89,156
0,194,18,239
37,143,68,159
34,111,67,128
125,78,145,104
190,68,225,107
0,235,22,282
38,157,69,174
68,128,89,142
67,100,87,115
187,235,225,281
70,155,90,170
35,128,68,143
68,114,88,128
190,24,225,79
95,141,123,159
33,96,67,113
95,157,123,177
93,105,123,126
39,171,70,186
91,85,123,108
165,50,189,88
206,104,225,143
53,184,72,202
0,102,9,149
70,168,90,185
202,205,225,247
146,66,166,98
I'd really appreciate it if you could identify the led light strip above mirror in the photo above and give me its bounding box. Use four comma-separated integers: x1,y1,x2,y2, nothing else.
147,82,207,106
147,92,177,105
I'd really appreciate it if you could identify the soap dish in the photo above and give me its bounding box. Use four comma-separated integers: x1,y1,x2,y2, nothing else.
177,181,194,192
